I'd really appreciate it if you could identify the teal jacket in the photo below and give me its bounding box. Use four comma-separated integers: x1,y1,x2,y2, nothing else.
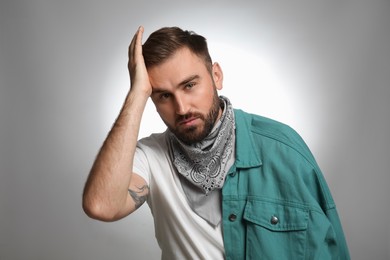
222,109,350,259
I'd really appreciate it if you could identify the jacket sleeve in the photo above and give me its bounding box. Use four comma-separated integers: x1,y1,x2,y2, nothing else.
325,207,351,259
284,122,351,259
299,149,350,259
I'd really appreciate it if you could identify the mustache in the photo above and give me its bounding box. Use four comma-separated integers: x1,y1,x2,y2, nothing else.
175,112,204,124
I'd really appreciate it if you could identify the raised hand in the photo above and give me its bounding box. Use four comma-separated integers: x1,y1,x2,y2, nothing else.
128,26,152,96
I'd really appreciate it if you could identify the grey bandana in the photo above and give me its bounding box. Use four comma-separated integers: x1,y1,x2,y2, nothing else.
168,96,235,195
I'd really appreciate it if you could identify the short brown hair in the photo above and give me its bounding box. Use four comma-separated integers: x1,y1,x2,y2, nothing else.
143,27,212,71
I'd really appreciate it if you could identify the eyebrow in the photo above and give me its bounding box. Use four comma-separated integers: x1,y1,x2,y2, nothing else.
151,74,200,95
178,75,200,87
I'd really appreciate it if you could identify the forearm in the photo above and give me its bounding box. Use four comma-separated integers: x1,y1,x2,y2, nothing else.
83,90,149,221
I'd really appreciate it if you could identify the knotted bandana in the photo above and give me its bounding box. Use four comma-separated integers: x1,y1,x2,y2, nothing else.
168,96,235,195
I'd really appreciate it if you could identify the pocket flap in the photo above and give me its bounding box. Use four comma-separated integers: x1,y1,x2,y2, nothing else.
243,199,308,231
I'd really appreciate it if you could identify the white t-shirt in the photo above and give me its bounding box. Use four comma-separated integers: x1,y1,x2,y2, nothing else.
133,132,225,260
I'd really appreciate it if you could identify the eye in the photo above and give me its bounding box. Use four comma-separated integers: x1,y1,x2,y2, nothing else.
185,82,196,89
160,93,171,100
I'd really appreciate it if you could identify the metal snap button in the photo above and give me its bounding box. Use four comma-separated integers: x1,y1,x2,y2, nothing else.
229,214,237,222
270,215,279,225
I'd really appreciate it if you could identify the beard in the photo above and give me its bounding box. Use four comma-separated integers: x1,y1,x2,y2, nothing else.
168,90,221,145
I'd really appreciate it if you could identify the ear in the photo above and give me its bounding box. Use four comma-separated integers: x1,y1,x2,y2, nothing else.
212,62,223,90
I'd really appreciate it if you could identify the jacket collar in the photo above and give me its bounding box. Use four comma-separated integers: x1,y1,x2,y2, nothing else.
232,109,262,169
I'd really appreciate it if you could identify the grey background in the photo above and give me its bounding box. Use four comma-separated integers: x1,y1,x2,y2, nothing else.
1,0,389,259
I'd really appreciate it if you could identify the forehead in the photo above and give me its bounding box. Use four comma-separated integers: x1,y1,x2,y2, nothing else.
147,47,209,88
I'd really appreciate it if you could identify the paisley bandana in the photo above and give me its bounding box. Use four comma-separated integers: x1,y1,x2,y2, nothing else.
168,96,235,195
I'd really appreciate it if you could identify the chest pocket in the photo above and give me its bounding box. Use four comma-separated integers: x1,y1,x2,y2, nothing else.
243,199,309,259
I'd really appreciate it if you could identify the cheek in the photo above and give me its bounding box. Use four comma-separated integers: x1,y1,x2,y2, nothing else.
155,104,175,123
198,85,217,106
155,104,166,117
193,82,214,100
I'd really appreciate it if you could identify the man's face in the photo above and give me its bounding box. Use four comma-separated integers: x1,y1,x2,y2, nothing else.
148,47,224,144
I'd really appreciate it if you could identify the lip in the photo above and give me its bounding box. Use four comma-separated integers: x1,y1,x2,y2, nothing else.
178,117,199,126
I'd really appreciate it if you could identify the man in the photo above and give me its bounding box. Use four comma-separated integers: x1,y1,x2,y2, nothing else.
83,26,350,259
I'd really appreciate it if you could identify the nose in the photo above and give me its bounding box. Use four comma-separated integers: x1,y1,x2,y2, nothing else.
174,94,190,115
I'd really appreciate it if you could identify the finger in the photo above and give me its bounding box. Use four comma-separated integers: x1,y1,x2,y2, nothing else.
136,26,144,47
129,26,143,58
134,26,144,61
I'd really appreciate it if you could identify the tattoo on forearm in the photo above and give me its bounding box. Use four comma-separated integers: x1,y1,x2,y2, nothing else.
128,185,149,209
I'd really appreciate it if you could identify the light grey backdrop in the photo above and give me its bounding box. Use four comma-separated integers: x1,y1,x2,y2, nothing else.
1,0,389,259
